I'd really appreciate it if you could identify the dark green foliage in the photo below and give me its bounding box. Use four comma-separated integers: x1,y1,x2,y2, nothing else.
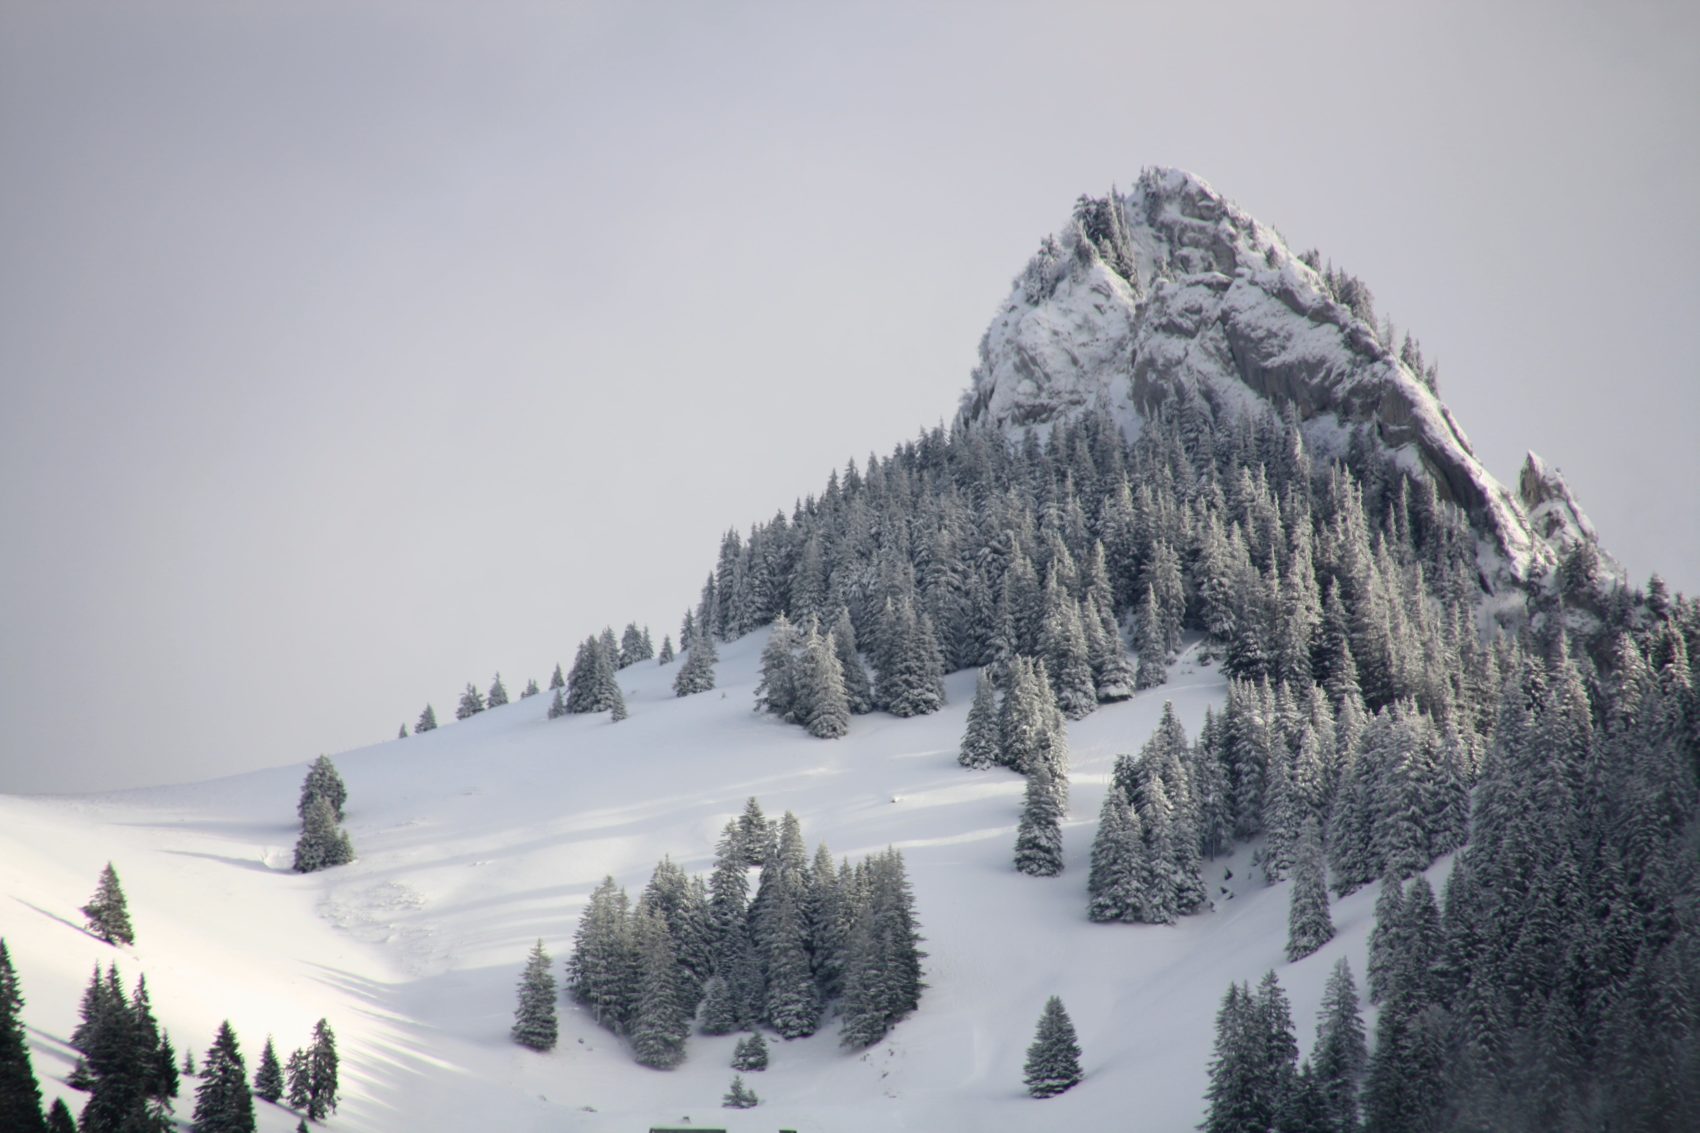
284,1049,307,1111
958,671,1000,769
721,1074,758,1109
304,1020,337,1121
455,682,484,720
76,966,175,1133
46,1098,75,1133
1013,760,1065,877
191,1021,253,1133
296,755,347,823
414,703,436,732
548,663,565,690
486,672,508,707
629,912,689,1070
1311,959,1365,1133
251,1037,282,1104
1023,996,1082,1098
730,1032,768,1072
0,940,47,1133
520,677,540,698
81,864,134,947
511,940,558,1052
672,624,717,696
567,634,624,712
1285,819,1334,962
1203,973,1297,1133
838,849,925,1049
291,794,353,873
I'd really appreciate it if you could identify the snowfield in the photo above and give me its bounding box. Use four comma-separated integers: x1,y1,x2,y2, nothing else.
2,631,1409,1132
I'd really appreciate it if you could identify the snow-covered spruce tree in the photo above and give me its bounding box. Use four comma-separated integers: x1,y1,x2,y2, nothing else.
657,634,674,665
193,1021,254,1133
547,687,567,720
1023,996,1083,1098
415,703,437,733
296,755,348,824
721,1074,758,1109
566,876,637,1034
304,1020,338,1121
958,670,1000,769
1311,958,1366,1133
1086,787,1145,923
1039,572,1097,720
251,1037,282,1104
760,871,820,1038
876,597,945,718
1135,583,1168,690
548,663,565,690
510,940,557,1052
397,722,407,739
1013,760,1065,877
521,677,539,698
999,657,1068,780
455,682,484,720
284,1049,307,1110
0,939,47,1133
1365,874,1405,1006
618,622,653,668
730,1031,768,1071
672,624,717,696
754,614,800,721
831,607,874,714
1285,818,1334,962
799,629,850,739
697,976,737,1037
81,863,135,946
567,635,623,713
486,673,508,708
292,794,353,873
628,910,688,1070
838,849,924,1048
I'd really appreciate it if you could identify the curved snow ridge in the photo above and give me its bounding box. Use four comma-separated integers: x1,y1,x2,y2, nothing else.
961,166,1568,590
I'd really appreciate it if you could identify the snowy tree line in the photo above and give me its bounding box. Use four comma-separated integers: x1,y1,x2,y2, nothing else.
548,799,924,1069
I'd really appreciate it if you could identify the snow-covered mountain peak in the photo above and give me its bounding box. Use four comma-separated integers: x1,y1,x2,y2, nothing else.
959,168,1594,594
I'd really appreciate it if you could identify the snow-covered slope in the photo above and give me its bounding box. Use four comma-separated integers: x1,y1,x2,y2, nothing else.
960,168,1609,592
1,636,1423,1132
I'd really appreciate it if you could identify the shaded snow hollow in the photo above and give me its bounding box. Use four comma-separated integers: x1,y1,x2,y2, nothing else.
0,632,1440,1132
959,167,1607,593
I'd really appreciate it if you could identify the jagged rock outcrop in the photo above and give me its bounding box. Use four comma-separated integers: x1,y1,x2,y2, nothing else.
959,168,1602,593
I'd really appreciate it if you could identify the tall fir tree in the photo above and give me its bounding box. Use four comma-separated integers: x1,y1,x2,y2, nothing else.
1013,760,1065,877
673,624,717,696
292,795,353,874
251,1037,282,1104
1285,818,1335,962
296,755,347,823
510,940,558,1052
81,864,134,947
192,1022,253,1133
1022,996,1083,1098
0,939,47,1133
414,703,437,733
304,1020,337,1122
958,671,1001,769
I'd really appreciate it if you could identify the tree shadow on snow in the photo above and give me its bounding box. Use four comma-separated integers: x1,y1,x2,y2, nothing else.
11,896,106,944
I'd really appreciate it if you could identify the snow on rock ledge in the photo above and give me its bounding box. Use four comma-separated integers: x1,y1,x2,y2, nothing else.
959,167,1574,592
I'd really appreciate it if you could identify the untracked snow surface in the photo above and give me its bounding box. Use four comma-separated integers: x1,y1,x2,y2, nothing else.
2,633,1410,1132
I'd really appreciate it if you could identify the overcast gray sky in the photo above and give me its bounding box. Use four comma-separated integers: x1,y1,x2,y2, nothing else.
2,2,1696,795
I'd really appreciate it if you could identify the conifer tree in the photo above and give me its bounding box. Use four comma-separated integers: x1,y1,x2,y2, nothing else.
1286,818,1335,962
619,622,653,667
657,635,675,665
396,723,407,740
251,1038,282,1104
486,673,508,708
415,704,437,733
628,912,688,1070
730,1031,769,1071
292,795,354,874
182,1047,196,1077
0,940,46,1133
958,671,1000,769
1087,786,1145,923
721,1074,758,1109
831,607,874,714
1023,996,1083,1098
1135,583,1168,690
1013,760,1065,877
1040,574,1097,720
697,976,738,1037
673,625,717,696
81,864,134,947
296,755,347,823
754,614,800,721
510,940,558,1052
1366,875,1405,1005
549,663,565,690
304,1020,337,1121
455,682,485,720
521,677,540,698
284,1050,307,1111
800,629,851,739
1311,959,1366,1133
192,1022,254,1133
547,687,567,720
45,1099,74,1133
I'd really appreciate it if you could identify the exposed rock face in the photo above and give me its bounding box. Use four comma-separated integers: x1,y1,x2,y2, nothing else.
1519,451,1618,573
959,168,1595,592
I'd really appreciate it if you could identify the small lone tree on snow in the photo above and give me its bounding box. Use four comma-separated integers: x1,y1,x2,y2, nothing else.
415,704,437,733
487,673,509,708
456,682,485,720
1023,996,1083,1098
293,795,354,873
511,940,558,1051
722,1074,759,1109
81,863,135,945
731,1031,769,1071
296,755,348,823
